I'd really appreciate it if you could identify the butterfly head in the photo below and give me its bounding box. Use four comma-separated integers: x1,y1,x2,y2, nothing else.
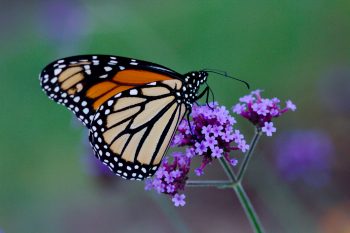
181,71,208,107
185,70,208,83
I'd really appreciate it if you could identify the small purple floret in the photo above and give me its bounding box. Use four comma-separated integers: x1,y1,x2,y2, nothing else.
172,193,186,207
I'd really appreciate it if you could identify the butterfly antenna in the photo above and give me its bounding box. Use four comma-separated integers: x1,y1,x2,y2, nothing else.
201,68,250,89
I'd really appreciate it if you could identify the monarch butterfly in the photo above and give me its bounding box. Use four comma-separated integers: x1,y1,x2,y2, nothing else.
39,55,245,180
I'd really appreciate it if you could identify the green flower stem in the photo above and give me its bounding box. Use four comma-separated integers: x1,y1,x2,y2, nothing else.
183,129,264,232
186,180,233,188
237,128,262,182
218,129,265,233
219,157,237,182
186,180,265,232
234,182,265,233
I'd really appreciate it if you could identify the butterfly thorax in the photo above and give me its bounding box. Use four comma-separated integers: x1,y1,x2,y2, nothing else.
180,71,208,108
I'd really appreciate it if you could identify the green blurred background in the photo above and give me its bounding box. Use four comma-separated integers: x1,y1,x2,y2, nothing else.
1,1,349,232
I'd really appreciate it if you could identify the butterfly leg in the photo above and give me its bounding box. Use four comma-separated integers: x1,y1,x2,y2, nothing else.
186,109,195,138
195,86,209,101
195,86,214,110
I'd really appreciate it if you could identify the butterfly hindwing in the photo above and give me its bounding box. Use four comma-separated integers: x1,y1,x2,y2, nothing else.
39,55,180,128
89,79,186,180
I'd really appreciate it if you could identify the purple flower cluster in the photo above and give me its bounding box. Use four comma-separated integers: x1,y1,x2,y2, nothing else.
172,103,248,175
145,91,296,206
145,152,190,207
146,103,248,206
233,90,296,136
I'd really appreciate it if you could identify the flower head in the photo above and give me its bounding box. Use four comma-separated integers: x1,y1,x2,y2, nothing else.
232,90,296,136
146,103,248,206
171,103,247,177
145,152,190,203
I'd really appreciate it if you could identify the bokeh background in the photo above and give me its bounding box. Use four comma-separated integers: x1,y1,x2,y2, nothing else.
1,1,349,232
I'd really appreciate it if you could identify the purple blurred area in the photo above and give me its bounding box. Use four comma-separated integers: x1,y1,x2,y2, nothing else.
38,0,89,45
274,130,333,187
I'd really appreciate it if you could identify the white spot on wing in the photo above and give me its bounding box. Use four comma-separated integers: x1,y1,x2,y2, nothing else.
107,100,114,106
94,112,100,120
130,89,138,95
54,69,62,75
50,77,57,83
73,96,80,102
104,66,112,72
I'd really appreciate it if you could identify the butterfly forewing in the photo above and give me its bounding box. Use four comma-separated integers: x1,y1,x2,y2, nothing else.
89,80,186,180
39,55,179,127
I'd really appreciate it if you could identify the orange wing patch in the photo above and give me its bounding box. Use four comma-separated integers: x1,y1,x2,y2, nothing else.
92,85,134,110
113,70,172,85
85,70,174,110
86,81,118,98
